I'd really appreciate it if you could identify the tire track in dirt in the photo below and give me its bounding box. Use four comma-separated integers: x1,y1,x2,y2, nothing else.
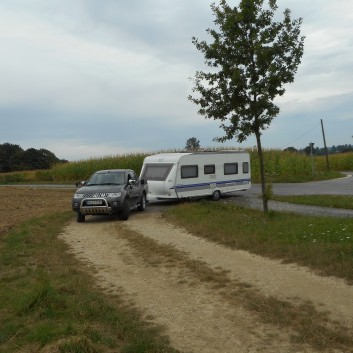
60,213,353,353
127,213,353,329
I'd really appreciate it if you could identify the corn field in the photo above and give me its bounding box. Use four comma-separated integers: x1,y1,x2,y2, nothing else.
50,154,147,182
0,150,352,184
249,149,348,182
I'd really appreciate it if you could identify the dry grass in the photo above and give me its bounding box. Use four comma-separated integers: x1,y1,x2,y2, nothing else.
0,186,73,236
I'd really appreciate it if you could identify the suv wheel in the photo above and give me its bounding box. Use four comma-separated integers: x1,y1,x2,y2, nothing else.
77,212,85,222
137,193,146,211
119,198,130,220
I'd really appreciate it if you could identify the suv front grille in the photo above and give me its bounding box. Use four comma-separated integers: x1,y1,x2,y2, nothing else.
83,193,109,198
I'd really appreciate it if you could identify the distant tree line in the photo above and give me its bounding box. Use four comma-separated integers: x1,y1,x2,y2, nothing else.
284,144,353,156
185,137,353,156
0,143,68,172
185,137,201,151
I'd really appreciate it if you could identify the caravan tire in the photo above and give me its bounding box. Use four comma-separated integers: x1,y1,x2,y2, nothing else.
211,190,221,201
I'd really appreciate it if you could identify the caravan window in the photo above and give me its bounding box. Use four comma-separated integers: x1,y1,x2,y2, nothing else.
204,164,215,174
224,163,238,175
181,165,198,179
141,164,173,181
243,162,249,174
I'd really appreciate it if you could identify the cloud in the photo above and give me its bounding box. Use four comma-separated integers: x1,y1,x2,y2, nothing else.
0,0,352,160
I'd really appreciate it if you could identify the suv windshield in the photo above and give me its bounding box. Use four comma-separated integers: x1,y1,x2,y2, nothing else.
86,172,125,186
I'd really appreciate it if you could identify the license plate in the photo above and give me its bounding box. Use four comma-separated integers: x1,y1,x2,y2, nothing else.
86,200,103,205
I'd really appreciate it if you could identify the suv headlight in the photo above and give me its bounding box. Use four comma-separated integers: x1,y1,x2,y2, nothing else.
74,194,85,199
107,193,121,198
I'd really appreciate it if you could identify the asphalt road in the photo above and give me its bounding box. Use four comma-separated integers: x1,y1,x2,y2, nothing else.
248,172,353,196
230,172,353,218
2,173,353,217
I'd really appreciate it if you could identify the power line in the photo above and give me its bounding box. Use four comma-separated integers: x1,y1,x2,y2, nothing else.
279,122,321,149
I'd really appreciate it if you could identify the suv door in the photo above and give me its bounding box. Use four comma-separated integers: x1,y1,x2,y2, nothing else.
127,171,140,206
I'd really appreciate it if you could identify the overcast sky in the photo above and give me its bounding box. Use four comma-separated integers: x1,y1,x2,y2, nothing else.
1,0,352,160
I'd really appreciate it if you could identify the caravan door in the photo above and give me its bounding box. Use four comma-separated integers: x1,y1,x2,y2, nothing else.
140,163,177,199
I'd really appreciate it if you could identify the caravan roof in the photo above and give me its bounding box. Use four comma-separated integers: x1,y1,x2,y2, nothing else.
143,153,192,164
143,151,247,164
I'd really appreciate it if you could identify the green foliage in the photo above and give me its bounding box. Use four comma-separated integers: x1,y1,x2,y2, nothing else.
249,149,345,183
1,149,352,184
35,170,54,182
58,338,98,353
263,181,273,202
50,153,148,182
0,143,66,173
189,0,305,143
0,143,23,172
189,0,305,212
185,137,200,150
0,172,29,183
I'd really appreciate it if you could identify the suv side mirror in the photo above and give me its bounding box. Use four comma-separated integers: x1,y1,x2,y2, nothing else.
76,181,85,187
140,178,145,185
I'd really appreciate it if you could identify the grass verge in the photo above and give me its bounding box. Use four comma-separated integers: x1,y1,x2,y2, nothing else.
0,212,178,353
273,194,353,210
163,201,353,284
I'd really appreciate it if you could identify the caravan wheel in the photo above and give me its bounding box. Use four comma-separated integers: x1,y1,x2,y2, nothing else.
211,190,221,201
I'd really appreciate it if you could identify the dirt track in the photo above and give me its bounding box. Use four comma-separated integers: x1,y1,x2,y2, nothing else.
2,186,353,352
60,211,353,353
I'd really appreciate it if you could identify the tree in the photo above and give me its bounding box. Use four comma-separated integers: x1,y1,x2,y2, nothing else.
302,146,312,156
0,143,23,172
189,0,304,212
185,137,201,150
283,147,297,153
0,142,66,172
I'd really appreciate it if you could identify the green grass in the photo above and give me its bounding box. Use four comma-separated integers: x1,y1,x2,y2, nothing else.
273,195,353,210
0,213,178,353
163,201,353,283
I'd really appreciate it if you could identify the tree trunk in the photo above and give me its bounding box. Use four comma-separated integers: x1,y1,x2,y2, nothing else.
255,130,268,213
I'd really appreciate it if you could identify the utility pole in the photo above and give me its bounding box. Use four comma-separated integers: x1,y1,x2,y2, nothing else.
309,142,315,177
321,118,329,171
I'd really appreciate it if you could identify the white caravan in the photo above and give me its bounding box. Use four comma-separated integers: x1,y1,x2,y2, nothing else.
140,151,251,201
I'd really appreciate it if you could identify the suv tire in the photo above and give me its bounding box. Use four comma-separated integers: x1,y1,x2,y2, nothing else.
77,212,85,222
119,198,130,220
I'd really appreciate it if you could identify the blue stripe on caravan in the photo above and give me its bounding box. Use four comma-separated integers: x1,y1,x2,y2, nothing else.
172,178,251,190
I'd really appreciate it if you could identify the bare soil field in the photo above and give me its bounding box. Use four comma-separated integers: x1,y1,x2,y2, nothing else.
2,187,353,352
0,186,73,236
